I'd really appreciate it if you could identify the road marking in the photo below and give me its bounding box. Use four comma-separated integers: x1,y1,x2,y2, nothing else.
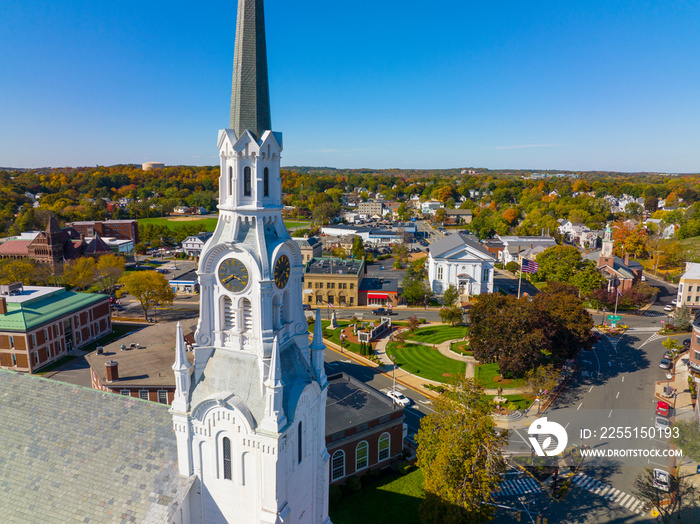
577,403,583,410
513,429,531,446
622,376,624,382
589,386,593,393
616,392,620,399
609,410,613,418
565,422,570,430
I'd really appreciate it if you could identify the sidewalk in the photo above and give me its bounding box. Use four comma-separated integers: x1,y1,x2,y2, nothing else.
656,352,700,487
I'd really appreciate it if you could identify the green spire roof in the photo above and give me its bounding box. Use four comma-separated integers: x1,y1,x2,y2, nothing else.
230,0,271,138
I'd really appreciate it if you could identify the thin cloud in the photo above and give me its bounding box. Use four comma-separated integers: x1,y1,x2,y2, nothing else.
493,144,561,150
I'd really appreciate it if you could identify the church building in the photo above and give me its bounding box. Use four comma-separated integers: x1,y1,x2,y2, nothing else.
0,1,331,522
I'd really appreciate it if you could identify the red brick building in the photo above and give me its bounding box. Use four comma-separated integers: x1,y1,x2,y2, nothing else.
325,373,405,484
68,220,139,244
0,284,111,373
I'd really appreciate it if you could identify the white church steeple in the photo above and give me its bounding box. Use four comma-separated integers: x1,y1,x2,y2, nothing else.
172,1,331,522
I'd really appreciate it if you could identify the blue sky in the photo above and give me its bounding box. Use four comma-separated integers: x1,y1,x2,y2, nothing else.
1,0,699,172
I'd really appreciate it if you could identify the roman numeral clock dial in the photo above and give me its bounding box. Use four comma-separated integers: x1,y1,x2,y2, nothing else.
274,255,290,289
218,258,249,293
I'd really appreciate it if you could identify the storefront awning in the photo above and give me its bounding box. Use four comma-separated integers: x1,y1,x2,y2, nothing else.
367,293,389,299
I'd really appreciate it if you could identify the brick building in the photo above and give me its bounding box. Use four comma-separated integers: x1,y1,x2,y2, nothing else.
0,284,111,373
85,321,193,405
68,220,139,244
325,373,405,484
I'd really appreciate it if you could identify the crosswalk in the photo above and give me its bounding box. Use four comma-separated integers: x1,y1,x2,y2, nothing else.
571,473,646,515
626,326,662,332
492,476,542,497
643,311,665,317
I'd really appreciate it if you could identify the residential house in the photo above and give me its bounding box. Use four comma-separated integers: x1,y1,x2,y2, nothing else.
496,235,557,265
181,232,213,257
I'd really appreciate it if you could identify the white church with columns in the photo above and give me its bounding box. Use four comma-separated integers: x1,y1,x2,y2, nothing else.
169,0,331,522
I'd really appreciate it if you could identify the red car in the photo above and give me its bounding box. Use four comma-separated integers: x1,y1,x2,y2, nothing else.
656,401,669,417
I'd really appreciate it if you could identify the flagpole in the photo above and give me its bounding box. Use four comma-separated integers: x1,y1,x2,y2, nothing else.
517,260,523,299
614,285,619,316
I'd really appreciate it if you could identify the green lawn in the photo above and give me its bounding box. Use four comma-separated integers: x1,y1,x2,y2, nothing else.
449,341,472,356
474,363,526,389
386,342,465,383
330,469,424,524
309,320,364,354
406,325,468,345
283,220,312,229
484,393,531,410
138,217,219,232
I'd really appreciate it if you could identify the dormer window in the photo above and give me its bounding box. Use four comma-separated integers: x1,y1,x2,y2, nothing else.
244,167,252,196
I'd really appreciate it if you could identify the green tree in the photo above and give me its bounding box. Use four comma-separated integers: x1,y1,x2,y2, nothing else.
351,236,365,259
672,420,700,462
0,259,41,285
407,315,420,332
117,271,175,321
569,260,605,296
439,305,464,326
416,377,506,524
402,273,431,306
442,284,459,306
525,363,560,397
63,257,97,290
674,305,692,331
504,261,519,274
535,245,582,283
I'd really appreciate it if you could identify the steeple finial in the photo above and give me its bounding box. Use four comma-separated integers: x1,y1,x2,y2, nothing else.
172,321,192,413
230,0,271,138
261,336,287,433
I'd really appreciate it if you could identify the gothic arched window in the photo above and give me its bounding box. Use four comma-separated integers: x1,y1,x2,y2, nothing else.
263,167,269,197
243,167,252,196
223,437,232,480
229,166,233,194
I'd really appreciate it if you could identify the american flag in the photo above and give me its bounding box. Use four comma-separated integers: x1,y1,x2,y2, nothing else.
522,259,539,273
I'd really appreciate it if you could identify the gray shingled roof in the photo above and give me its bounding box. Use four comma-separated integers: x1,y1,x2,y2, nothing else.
0,369,192,523
428,233,492,259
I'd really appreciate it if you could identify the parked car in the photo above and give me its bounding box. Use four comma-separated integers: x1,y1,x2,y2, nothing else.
663,350,673,360
659,358,672,369
664,304,674,312
302,304,311,311
641,275,646,281
386,390,411,406
653,469,670,492
656,400,670,417
655,416,670,431
684,339,691,348
671,299,678,305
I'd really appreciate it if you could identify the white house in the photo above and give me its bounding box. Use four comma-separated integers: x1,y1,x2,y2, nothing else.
421,201,443,216
496,235,557,265
181,232,213,257
427,234,494,298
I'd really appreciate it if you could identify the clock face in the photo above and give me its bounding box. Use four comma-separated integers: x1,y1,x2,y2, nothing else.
218,258,249,293
274,254,290,289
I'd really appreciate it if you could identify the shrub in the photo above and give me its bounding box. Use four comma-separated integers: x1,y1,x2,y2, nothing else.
329,485,342,503
395,461,412,475
346,475,362,493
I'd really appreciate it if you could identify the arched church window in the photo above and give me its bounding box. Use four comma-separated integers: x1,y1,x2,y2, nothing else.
331,450,345,482
223,437,232,480
263,167,269,197
242,299,253,332
243,167,252,196
222,296,235,330
298,421,303,464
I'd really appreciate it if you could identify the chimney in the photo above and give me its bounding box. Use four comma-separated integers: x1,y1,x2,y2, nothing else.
0,297,6,315
105,360,119,382
624,253,630,266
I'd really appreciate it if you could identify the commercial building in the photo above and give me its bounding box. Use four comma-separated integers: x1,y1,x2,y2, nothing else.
357,201,384,216
303,257,365,307
677,263,700,311
359,277,400,307
326,373,405,485
0,284,111,373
